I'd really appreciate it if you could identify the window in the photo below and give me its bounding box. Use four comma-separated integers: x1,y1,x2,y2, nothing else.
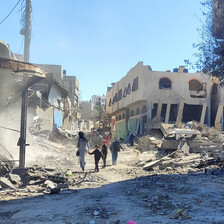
108,98,112,106
130,109,135,117
122,113,125,119
123,87,127,97
132,77,139,91
136,107,140,115
127,83,131,94
112,93,118,104
117,89,122,101
119,115,121,120
141,105,147,113
189,79,201,91
159,77,172,89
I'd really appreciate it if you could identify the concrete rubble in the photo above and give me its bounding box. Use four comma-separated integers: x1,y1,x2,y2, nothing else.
48,127,78,145
136,121,224,174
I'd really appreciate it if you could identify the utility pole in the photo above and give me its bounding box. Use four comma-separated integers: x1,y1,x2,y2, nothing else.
19,0,31,168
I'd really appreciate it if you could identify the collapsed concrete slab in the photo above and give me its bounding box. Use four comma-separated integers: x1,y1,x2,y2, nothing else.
0,177,15,189
8,173,21,185
0,144,14,167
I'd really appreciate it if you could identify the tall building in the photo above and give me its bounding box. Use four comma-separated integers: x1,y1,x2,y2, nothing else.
91,94,106,110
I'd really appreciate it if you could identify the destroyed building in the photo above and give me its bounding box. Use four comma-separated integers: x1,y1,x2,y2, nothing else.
0,40,46,165
29,64,80,132
106,62,224,138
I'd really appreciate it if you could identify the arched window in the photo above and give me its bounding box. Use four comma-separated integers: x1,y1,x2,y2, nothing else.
122,113,125,119
117,89,122,101
130,110,135,117
127,83,131,94
132,77,139,91
189,79,201,91
123,87,127,97
108,99,112,106
119,115,122,120
141,105,147,113
159,77,172,89
136,107,140,115
112,93,118,104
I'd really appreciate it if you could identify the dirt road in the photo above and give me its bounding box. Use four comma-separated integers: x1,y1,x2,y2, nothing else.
1,137,224,224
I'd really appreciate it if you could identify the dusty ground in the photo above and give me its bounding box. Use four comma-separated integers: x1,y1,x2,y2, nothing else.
1,135,224,224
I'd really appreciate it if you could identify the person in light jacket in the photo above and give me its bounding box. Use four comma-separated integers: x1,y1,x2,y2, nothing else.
77,131,89,171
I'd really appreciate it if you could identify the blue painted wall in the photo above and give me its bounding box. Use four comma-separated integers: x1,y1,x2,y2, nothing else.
53,109,64,130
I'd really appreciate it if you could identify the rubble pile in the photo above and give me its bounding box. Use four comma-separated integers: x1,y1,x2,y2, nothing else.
136,130,163,152
136,121,224,174
48,127,78,146
0,165,110,200
0,166,70,197
0,144,15,176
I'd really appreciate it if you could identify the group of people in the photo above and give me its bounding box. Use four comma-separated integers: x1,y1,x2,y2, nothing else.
77,131,124,172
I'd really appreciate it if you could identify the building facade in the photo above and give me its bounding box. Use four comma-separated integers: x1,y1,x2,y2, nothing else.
106,62,222,138
91,95,106,110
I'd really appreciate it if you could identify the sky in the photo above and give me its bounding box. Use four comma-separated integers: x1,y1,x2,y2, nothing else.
0,0,203,101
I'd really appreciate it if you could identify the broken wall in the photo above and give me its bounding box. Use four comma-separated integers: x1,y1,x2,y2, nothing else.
53,109,64,130
114,120,127,139
36,107,54,131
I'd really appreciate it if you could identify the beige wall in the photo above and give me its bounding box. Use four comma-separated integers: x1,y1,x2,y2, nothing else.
106,62,221,126
36,106,54,131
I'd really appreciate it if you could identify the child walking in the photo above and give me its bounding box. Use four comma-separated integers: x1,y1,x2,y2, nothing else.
88,145,102,172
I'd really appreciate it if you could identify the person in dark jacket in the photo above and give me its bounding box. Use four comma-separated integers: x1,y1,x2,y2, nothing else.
110,138,124,165
129,131,137,147
88,145,102,172
101,140,108,168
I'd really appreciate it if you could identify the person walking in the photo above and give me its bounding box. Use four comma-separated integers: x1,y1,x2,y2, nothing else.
88,145,102,172
77,131,89,171
101,140,108,168
129,131,137,147
110,138,124,165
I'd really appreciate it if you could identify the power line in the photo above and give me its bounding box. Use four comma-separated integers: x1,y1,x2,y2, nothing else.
0,125,20,133
0,0,21,25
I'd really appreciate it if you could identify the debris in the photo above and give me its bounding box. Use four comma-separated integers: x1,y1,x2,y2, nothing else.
47,175,68,183
48,127,78,145
218,152,224,162
0,164,10,176
49,187,61,194
0,177,16,189
0,144,15,168
169,208,190,219
65,170,72,176
93,210,99,216
43,180,57,189
89,221,95,224
8,173,21,185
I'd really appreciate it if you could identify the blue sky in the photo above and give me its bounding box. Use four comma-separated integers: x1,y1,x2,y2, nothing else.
0,0,203,100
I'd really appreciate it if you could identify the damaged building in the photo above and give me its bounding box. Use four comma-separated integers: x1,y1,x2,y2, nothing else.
106,62,224,138
28,64,80,132
0,40,46,166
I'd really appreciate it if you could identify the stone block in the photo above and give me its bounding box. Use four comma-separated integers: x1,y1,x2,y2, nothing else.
0,177,15,189
8,173,21,185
